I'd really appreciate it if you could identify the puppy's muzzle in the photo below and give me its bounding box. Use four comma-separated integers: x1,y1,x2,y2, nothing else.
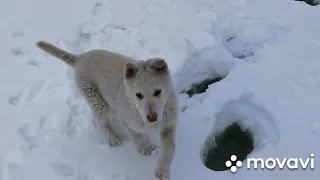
147,112,157,123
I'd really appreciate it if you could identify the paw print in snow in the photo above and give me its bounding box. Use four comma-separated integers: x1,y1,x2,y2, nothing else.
225,155,243,173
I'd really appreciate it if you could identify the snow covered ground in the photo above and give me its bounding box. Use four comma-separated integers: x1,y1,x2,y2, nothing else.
1,0,320,179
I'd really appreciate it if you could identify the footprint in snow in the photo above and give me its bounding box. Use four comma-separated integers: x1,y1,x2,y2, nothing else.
92,1,104,16
26,79,47,102
51,162,74,177
79,30,92,41
17,124,37,150
26,59,40,66
12,31,24,38
8,91,23,105
64,112,77,138
11,48,25,56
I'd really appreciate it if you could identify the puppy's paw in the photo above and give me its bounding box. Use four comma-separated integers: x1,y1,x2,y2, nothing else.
108,133,122,147
138,143,157,156
154,163,170,180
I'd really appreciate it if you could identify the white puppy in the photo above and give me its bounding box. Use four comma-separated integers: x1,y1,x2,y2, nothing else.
36,41,178,180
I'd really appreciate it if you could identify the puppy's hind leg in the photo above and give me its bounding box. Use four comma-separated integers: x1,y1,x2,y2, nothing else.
79,82,122,147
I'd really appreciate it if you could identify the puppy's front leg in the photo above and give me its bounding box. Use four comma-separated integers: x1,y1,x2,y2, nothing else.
155,126,176,180
122,122,157,156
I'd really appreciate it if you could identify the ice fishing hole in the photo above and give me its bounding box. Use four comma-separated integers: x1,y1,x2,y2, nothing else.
200,122,255,171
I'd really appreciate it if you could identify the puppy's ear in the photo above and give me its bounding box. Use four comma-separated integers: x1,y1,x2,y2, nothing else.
149,58,168,74
124,63,138,79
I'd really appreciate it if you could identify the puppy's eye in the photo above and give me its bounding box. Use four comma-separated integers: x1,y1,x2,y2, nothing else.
136,93,143,99
154,89,161,97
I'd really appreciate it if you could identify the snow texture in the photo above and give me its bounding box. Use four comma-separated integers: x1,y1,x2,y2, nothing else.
1,0,320,179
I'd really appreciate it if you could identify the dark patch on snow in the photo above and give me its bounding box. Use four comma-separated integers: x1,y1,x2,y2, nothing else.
102,24,127,32
92,2,104,15
8,91,23,105
235,55,247,59
79,31,91,41
26,59,40,66
94,2,103,7
183,77,224,97
11,48,25,56
113,25,126,31
201,122,254,171
39,116,46,129
295,0,319,6
12,31,24,37
17,124,37,150
226,37,235,42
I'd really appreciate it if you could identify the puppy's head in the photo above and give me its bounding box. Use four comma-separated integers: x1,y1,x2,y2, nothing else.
123,58,172,123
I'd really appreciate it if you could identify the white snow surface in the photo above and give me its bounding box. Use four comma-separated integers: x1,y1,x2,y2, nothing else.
1,0,320,179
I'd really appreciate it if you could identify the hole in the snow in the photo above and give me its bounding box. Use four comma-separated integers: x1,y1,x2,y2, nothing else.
295,0,319,6
201,122,254,171
182,77,225,97
200,93,280,172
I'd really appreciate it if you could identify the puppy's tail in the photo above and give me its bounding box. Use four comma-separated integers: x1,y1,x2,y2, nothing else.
36,41,79,67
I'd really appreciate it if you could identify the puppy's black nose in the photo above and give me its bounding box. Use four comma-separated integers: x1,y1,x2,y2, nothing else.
147,112,157,122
